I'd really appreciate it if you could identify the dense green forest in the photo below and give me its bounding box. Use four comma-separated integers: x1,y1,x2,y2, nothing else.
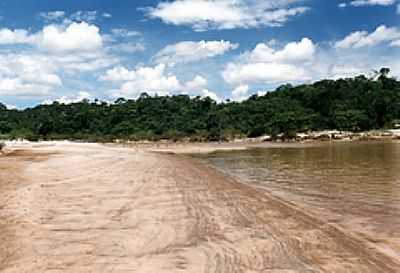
1,69,400,142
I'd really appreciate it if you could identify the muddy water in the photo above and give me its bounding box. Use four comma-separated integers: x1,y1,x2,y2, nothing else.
197,141,400,259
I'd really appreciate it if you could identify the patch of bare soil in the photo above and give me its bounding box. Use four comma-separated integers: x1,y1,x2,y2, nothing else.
0,143,399,272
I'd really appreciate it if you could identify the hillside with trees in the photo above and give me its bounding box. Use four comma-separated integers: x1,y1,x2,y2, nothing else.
1,69,399,142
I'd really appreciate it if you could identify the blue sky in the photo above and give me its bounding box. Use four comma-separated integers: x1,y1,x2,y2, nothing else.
0,0,399,108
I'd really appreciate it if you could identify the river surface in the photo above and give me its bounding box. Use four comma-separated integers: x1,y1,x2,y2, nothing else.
196,141,400,260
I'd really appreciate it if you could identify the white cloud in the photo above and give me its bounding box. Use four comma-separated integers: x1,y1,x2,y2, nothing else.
335,25,400,49
39,11,66,21
338,0,399,9
0,22,116,98
0,21,139,102
102,64,182,98
223,38,315,85
221,36,393,90
223,62,310,85
5,104,17,110
69,11,98,22
391,39,400,46
0,54,62,97
339,0,400,8
0,78,55,97
39,11,101,23
201,89,222,102
184,75,208,91
111,28,142,38
154,40,238,66
42,91,92,105
231,84,249,102
101,64,213,99
349,0,396,6
145,0,309,31
0,48,118,98
329,65,367,79
0,21,104,53
0,29,35,44
244,38,315,63
100,66,137,82
257,90,267,97
37,22,103,53
105,29,144,53
56,53,119,73
112,42,146,53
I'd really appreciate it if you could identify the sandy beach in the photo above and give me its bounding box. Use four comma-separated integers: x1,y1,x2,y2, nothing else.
0,142,399,273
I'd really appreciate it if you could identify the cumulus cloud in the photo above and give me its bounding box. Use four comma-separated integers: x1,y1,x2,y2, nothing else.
221,35,394,95
102,64,182,98
101,64,213,99
223,38,315,85
55,53,119,73
145,0,309,31
0,28,35,44
184,75,208,91
0,21,103,53
231,84,249,102
0,51,117,98
0,54,62,97
223,62,310,85
201,89,222,102
154,40,238,66
244,38,315,63
37,22,103,53
100,66,138,82
0,78,50,97
0,21,118,98
0,19,140,102
335,25,400,49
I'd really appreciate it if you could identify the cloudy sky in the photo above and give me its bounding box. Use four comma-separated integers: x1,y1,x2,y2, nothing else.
0,0,399,108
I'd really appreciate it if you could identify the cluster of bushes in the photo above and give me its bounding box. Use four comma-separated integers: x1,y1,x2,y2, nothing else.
0,69,399,142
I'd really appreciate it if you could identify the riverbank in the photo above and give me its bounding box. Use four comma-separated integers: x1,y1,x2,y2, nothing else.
0,142,399,272
2,129,400,152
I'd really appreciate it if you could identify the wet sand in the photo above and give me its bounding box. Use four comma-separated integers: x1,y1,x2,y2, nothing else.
0,142,399,272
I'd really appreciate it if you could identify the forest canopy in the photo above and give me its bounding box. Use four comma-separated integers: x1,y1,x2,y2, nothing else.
1,69,399,142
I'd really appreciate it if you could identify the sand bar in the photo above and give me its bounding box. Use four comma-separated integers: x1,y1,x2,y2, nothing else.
0,142,399,272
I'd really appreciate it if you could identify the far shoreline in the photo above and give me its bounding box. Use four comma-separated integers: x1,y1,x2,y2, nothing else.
2,132,399,156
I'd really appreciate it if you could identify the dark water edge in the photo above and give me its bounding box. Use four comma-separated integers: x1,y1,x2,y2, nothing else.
194,141,400,259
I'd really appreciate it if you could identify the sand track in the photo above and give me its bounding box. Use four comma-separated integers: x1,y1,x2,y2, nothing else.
0,143,399,272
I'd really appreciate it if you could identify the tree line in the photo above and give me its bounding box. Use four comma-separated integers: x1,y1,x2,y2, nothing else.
1,69,399,142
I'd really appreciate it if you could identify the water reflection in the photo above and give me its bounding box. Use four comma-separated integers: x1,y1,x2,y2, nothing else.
197,141,400,256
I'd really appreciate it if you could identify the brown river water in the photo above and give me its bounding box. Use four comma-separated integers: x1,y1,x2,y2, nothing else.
196,141,400,260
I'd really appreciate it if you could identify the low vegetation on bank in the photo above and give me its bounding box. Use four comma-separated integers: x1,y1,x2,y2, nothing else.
1,69,399,142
